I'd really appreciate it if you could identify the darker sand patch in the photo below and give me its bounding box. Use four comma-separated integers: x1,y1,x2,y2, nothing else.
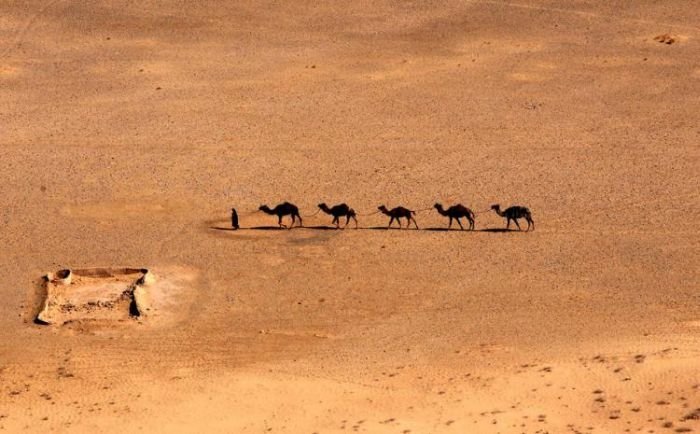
654,34,677,45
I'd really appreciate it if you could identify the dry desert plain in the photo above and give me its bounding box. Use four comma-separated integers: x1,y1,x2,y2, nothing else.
1,1,699,433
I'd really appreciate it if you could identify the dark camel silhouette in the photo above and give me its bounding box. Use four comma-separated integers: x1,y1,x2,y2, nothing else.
258,202,303,229
491,204,534,231
318,203,358,229
434,203,475,230
377,205,419,229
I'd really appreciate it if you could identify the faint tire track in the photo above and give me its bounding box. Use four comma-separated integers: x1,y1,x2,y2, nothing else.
0,0,67,59
473,0,700,33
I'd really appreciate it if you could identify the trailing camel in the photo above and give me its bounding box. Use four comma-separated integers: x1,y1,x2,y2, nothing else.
491,204,534,231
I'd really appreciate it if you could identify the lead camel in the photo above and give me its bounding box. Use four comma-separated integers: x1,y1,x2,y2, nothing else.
258,202,303,229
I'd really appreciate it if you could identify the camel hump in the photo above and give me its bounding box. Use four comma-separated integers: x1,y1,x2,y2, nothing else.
510,206,531,217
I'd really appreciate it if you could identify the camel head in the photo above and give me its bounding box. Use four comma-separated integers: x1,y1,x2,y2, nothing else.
433,203,443,211
377,205,388,213
317,203,328,211
491,204,500,211
258,205,270,212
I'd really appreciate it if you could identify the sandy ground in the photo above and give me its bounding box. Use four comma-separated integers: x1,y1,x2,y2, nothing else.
1,1,699,432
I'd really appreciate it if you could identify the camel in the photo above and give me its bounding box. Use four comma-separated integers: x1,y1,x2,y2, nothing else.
258,202,303,229
377,205,419,229
434,203,475,230
318,203,358,229
491,204,534,231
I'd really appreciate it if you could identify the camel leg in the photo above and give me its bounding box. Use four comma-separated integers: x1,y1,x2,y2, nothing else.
278,215,287,229
412,217,419,230
456,218,464,230
351,215,358,229
448,217,453,229
506,218,511,230
333,216,339,228
288,214,295,230
513,218,522,231
527,216,535,231
388,217,395,229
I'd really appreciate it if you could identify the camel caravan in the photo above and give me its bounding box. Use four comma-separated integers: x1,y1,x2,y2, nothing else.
232,201,535,232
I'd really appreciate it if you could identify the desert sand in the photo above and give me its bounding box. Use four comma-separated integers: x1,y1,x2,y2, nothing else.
1,1,699,433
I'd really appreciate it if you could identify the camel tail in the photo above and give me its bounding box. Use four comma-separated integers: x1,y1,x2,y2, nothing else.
410,210,416,215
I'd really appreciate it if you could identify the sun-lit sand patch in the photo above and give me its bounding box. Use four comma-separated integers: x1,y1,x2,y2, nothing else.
506,57,558,82
582,55,678,68
454,38,544,57
509,71,552,82
0,64,21,78
130,60,178,75
122,38,160,48
582,56,643,68
60,200,187,220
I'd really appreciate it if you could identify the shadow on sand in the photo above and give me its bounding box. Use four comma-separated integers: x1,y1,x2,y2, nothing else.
211,226,521,233
209,225,338,231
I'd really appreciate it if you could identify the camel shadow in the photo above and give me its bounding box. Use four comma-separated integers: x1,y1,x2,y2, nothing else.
303,225,338,230
211,225,339,231
247,226,287,231
209,226,521,233
423,227,465,232
360,227,518,233
363,226,419,231
418,228,519,233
